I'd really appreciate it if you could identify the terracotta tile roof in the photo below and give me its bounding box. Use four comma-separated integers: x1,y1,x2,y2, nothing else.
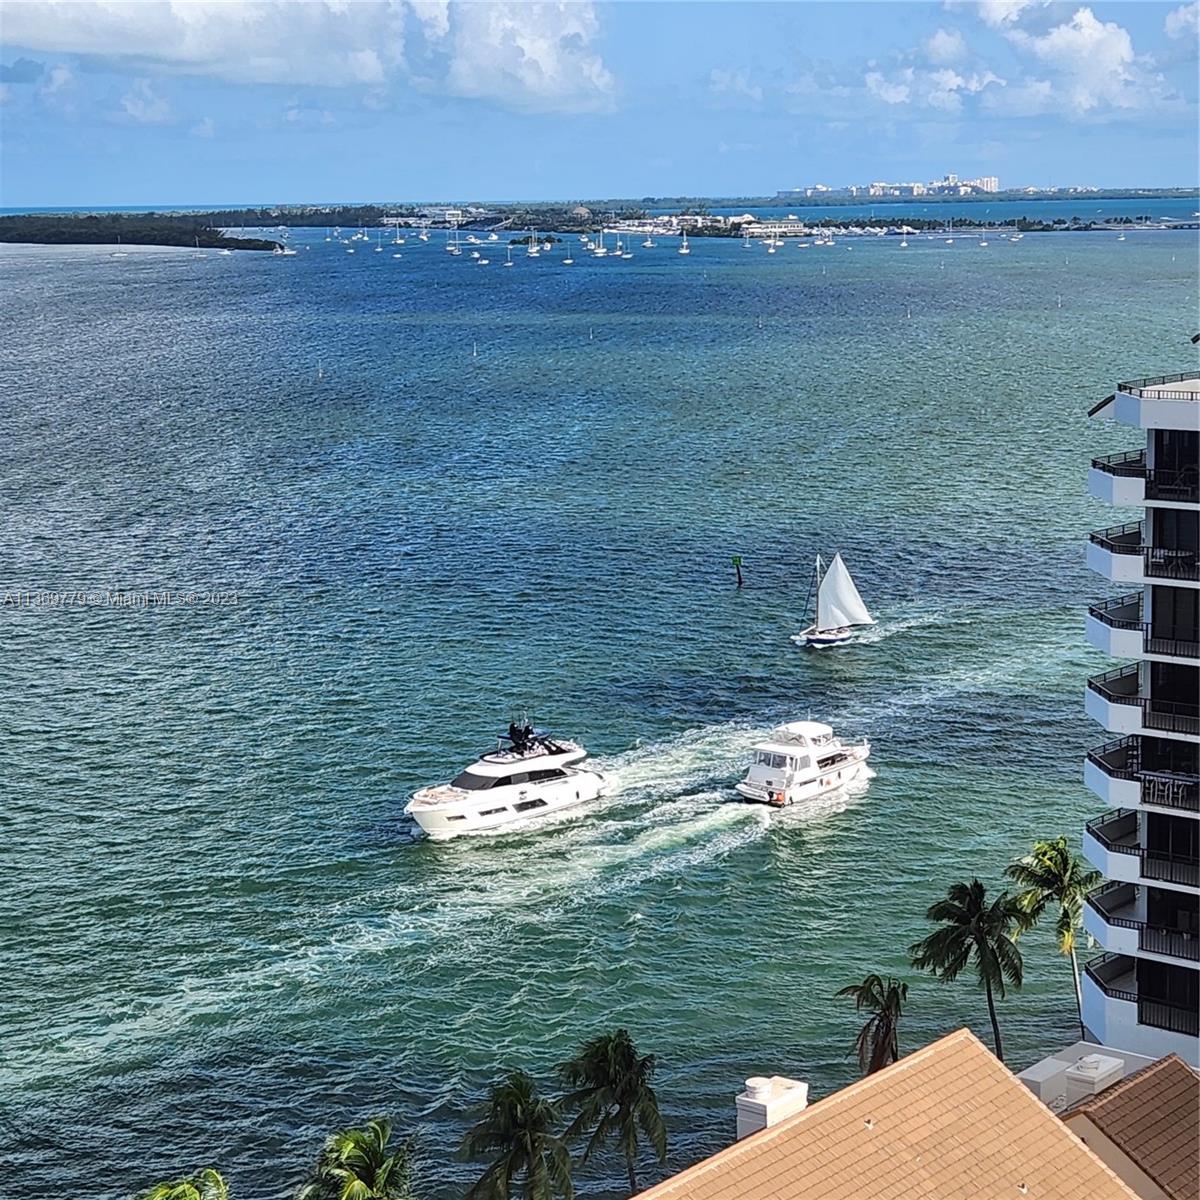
1065,1053,1199,1200
638,1029,1140,1200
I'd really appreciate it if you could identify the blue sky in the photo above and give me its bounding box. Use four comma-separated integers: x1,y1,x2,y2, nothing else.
1,1,1197,207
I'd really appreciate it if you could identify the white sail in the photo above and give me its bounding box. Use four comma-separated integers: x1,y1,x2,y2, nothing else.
816,553,873,631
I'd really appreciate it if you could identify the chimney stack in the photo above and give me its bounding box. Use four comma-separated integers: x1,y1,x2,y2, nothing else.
735,1075,809,1139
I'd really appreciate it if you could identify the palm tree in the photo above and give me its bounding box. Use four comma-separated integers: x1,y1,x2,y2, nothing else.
298,1117,415,1200
460,1070,573,1200
909,879,1025,1062
834,975,908,1075
558,1028,667,1196
1006,836,1102,1036
138,1169,229,1200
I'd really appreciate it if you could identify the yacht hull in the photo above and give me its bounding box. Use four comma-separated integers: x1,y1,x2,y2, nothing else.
735,747,870,807
408,768,608,840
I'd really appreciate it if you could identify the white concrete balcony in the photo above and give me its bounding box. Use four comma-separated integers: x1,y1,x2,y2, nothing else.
1085,665,1200,742
1089,450,1145,507
1086,594,1144,658
1087,523,1200,589
1081,953,1199,1066
1084,808,1200,892
1111,374,1200,432
1084,882,1200,966
1085,737,1200,818
1086,595,1200,664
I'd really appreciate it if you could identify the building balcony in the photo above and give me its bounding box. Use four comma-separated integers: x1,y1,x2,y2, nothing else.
1085,665,1200,740
1090,451,1200,507
1083,882,1200,964
1111,374,1200,432
1086,595,1200,663
1085,737,1200,816
1084,809,1200,890
1087,523,1200,587
1089,451,1145,506
1081,954,1199,1064
1086,594,1143,658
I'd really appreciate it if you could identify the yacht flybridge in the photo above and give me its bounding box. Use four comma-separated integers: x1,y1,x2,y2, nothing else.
735,721,871,807
406,724,608,840
794,553,874,648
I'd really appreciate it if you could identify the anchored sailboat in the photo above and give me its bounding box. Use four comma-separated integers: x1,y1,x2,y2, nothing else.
794,553,874,648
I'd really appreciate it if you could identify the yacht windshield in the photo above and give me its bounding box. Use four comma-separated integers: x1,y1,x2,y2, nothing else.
451,770,494,790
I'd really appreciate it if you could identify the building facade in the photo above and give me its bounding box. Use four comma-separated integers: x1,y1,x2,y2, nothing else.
1082,371,1200,1066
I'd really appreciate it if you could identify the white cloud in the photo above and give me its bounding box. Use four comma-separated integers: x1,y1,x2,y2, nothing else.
982,76,1054,115
866,63,1003,110
866,69,912,104
1,1,406,86
1007,7,1160,113
925,28,967,63
43,63,72,93
0,0,615,112
965,0,1047,29
709,67,763,103
120,78,170,123
191,115,215,137
442,2,614,113
1165,2,1199,39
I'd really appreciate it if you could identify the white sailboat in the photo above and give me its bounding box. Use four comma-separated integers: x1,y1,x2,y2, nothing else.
794,553,874,648
678,230,690,256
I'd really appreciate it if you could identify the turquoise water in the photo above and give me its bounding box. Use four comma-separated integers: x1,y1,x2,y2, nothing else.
1,227,1196,1199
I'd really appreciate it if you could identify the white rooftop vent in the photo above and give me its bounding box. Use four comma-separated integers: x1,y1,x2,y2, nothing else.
735,1075,809,1139
1065,1053,1124,1103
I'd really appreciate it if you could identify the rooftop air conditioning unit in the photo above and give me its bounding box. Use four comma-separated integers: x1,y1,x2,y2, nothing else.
1065,1053,1125,1105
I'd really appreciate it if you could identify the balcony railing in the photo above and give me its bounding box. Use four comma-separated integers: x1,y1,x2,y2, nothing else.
1141,925,1200,962
1087,737,1200,813
1144,631,1200,660
1087,665,1140,704
1143,699,1200,737
1145,468,1200,505
1084,952,1138,999
1091,449,1146,478
1084,882,1200,962
1083,952,1199,1035
1119,373,1200,401
1085,810,1200,887
1088,525,1200,582
1086,809,1140,851
1087,736,1139,781
1140,997,1200,1036
1090,522,1143,555
1088,593,1142,630
1144,547,1200,583
1086,667,1200,735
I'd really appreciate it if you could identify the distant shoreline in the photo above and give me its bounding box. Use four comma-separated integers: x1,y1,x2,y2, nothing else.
2,197,1196,251
2,187,1197,217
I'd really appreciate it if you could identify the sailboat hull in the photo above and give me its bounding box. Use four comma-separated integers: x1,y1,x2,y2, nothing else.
794,626,855,648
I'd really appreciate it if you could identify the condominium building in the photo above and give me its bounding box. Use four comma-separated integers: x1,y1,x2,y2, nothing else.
1082,369,1200,1066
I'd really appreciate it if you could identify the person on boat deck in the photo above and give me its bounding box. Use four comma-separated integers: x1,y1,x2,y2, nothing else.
508,722,525,752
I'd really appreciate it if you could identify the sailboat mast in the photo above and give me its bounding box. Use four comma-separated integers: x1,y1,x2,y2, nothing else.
801,554,823,627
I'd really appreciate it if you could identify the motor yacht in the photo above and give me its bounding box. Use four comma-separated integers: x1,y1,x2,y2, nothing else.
406,725,608,840
735,721,870,807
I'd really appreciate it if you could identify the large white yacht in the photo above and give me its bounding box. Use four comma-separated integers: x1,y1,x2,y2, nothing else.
735,721,870,808
406,724,608,840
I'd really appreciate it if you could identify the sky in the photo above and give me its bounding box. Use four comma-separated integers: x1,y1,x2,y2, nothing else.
0,0,1197,208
